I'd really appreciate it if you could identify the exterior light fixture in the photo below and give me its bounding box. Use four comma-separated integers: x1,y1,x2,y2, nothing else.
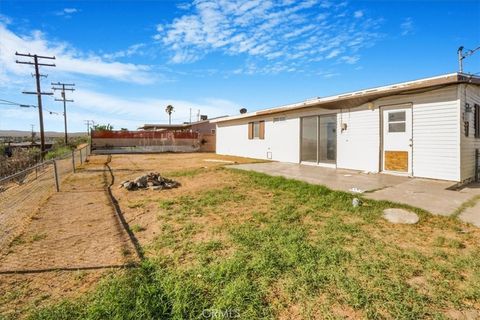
465,103,472,113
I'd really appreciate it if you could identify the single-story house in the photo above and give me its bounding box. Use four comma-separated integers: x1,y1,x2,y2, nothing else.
212,73,480,183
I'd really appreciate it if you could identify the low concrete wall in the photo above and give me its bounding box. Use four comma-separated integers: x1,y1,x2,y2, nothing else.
91,130,216,153
199,133,215,152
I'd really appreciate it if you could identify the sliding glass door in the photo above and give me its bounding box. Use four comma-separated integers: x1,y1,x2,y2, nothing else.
301,114,337,164
319,115,337,163
300,116,318,162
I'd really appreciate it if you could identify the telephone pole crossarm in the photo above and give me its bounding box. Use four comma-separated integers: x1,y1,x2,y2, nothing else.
16,52,56,156
52,82,76,145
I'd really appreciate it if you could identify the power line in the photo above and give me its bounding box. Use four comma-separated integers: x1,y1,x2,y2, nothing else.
52,82,75,145
16,51,56,156
0,98,36,108
0,98,60,115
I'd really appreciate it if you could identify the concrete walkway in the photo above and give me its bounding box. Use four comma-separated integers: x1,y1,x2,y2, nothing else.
459,195,480,227
229,162,480,223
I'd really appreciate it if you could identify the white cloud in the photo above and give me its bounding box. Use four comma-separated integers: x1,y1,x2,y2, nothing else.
354,10,363,18
177,2,192,10
55,8,80,18
0,24,153,84
339,55,359,64
155,0,381,72
326,49,342,59
63,8,78,14
67,89,239,129
0,14,12,25
0,88,241,131
400,17,414,36
102,43,146,60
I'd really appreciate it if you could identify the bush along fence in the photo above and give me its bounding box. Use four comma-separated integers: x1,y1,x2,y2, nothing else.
0,145,90,251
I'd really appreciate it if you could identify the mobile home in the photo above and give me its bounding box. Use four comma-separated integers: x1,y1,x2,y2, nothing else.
213,73,480,183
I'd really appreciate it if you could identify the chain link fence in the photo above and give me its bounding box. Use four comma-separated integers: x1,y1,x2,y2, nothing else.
0,145,90,252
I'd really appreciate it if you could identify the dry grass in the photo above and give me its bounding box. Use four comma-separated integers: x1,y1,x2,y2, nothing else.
2,153,479,319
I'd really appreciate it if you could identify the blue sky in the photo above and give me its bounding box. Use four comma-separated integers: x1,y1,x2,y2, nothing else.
0,0,479,132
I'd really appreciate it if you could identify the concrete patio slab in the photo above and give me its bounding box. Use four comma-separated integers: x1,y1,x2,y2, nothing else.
459,200,480,227
229,162,480,218
230,162,408,193
365,179,479,216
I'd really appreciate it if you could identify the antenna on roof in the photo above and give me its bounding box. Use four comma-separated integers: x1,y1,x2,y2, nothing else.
458,45,480,73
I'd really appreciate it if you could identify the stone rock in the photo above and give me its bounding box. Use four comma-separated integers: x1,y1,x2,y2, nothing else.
383,208,419,224
124,181,136,191
118,172,180,191
134,175,148,188
352,198,361,207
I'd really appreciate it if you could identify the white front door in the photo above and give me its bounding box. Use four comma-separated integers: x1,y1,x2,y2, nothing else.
382,105,412,175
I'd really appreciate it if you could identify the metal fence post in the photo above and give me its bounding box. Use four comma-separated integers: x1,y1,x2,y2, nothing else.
72,150,76,173
53,160,60,192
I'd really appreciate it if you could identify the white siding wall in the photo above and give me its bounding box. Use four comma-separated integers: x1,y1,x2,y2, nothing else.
216,85,461,181
460,84,480,181
336,106,380,172
216,116,300,163
375,86,460,181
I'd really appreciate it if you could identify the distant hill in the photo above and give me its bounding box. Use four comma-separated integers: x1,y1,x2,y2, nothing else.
0,130,87,138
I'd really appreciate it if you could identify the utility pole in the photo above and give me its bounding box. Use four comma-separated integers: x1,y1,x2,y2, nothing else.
84,120,95,135
196,109,200,122
16,52,56,156
30,124,35,143
458,46,464,73
52,82,75,145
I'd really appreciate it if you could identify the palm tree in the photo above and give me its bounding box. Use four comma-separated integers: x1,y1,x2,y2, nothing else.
165,105,174,125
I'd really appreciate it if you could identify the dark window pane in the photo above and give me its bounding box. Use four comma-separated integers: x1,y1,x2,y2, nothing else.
388,111,406,122
389,122,406,132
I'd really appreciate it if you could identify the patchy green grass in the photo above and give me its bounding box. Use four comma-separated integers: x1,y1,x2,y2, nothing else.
166,168,206,178
131,224,146,233
21,170,480,319
44,146,72,160
452,195,480,217
159,186,245,217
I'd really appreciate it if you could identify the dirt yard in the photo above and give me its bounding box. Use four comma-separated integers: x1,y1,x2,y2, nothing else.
0,153,259,318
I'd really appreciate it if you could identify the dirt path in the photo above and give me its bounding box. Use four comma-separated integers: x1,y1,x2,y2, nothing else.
0,155,138,317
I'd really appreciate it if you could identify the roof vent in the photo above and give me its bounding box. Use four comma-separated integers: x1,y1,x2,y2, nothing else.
240,108,247,114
